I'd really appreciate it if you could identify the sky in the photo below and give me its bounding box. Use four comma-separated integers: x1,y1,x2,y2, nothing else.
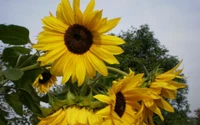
0,0,200,116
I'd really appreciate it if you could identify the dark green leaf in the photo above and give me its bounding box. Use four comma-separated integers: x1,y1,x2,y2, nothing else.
18,89,42,115
2,47,31,67
2,68,24,80
0,24,29,45
5,93,23,116
0,109,7,125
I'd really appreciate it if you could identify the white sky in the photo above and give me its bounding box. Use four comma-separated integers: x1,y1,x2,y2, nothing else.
0,0,200,116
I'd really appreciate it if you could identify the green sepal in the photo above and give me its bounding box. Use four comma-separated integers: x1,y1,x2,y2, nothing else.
78,90,93,107
66,90,76,105
39,107,54,117
48,95,68,111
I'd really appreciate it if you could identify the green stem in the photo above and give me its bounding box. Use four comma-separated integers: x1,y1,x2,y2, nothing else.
80,77,89,96
107,66,128,76
18,52,38,68
20,62,40,71
143,65,149,75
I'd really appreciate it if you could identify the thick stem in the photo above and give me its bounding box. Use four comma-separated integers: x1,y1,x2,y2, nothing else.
20,62,40,71
107,66,128,76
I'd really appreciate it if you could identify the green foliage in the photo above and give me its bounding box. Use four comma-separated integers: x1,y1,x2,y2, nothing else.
0,109,8,125
0,24,40,124
1,68,24,80
0,24,29,45
2,47,31,67
18,89,42,115
5,92,23,115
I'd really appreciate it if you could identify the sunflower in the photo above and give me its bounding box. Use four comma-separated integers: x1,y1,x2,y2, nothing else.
94,70,147,125
38,106,103,125
32,70,57,94
150,60,187,99
135,61,186,125
32,0,125,86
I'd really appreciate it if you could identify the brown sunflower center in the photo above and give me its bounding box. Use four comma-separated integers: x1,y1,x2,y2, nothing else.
39,71,52,84
114,92,126,117
64,24,93,54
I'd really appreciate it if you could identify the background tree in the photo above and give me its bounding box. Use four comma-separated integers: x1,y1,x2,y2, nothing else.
194,108,200,125
115,24,191,125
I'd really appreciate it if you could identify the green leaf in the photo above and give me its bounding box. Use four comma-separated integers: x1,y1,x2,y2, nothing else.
2,47,31,67
2,68,24,80
0,24,29,45
5,93,23,116
0,109,8,125
18,89,42,115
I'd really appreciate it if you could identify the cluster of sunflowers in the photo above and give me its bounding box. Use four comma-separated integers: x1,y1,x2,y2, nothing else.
31,0,186,124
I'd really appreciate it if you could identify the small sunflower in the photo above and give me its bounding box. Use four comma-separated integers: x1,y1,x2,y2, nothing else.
94,70,146,125
38,107,103,125
150,60,186,99
32,0,125,86
32,70,57,94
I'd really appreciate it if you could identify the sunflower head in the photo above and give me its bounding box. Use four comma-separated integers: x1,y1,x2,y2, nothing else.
32,69,57,94
32,0,125,86
38,107,103,125
94,70,145,125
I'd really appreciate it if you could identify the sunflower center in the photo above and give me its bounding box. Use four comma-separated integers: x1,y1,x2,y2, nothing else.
114,92,126,117
39,72,52,84
64,24,93,54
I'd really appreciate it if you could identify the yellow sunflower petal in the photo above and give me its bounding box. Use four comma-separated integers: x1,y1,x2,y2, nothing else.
147,102,164,121
73,0,80,9
161,89,177,99
83,54,96,78
37,35,64,43
51,53,69,76
74,4,83,24
165,60,183,74
95,106,111,117
156,74,176,81
62,53,76,84
42,16,68,33
83,0,95,15
90,44,119,64
77,108,88,124
92,17,107,31
99,45,124,55
37,46,66,66
94,95,113,104
33,42,64,50
155,98,174,112
86,52,108,76
61,0,75,25
76,55,86,86
97,18,121,33
87,10,103,30
93,35,125,45
67,107,78,125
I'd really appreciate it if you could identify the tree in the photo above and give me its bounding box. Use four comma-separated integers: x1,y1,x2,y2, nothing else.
194,108,200,125
115,24,191,125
